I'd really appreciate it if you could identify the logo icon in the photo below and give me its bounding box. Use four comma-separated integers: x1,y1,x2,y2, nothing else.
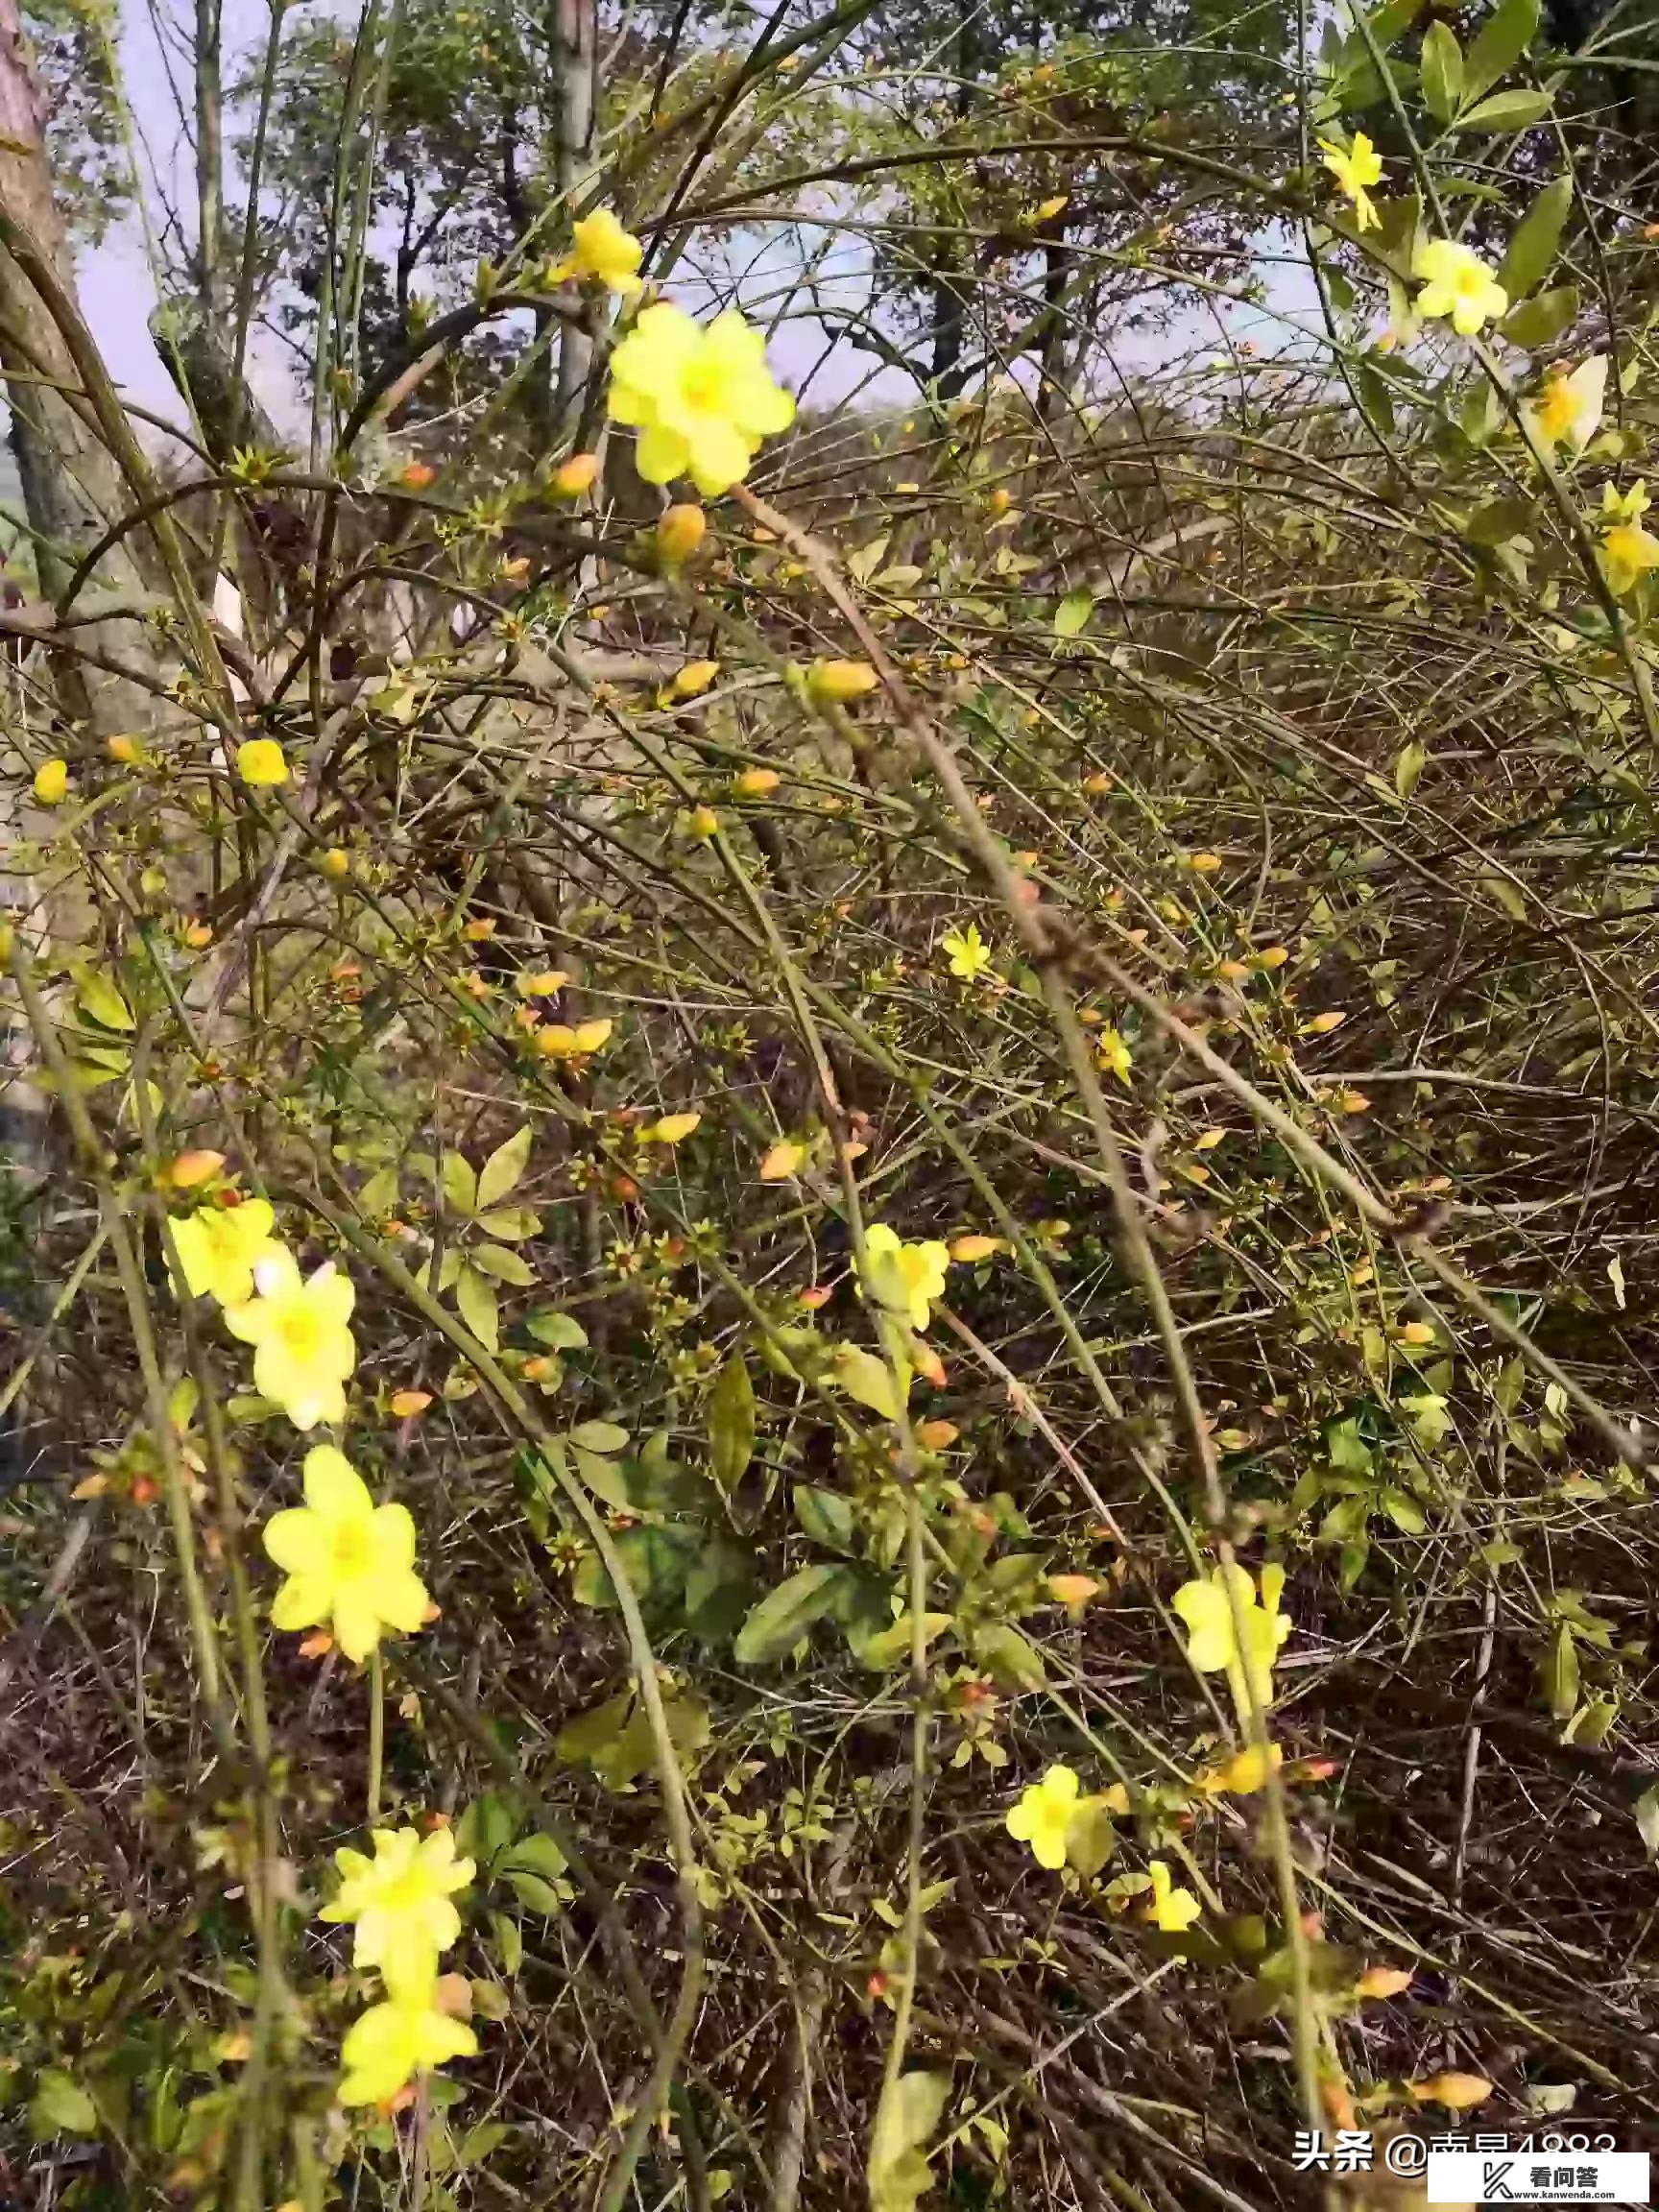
1481,2164,1516,2202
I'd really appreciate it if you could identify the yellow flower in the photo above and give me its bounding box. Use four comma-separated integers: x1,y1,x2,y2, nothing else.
236,737,290,788
533,1017,613,1059
169,1197,283,1308
1600,486,1659,594
1412,238,1507,338
939,922,993,982
226,1248,357,1430
1529,356,1606,452
1145,1859,1202,1933
859,1223,950,1334
1195,1742,1284,1796
551,208,643,296
607,302,795,497
261,1443,429,1662
671,660,720,699
337,1958,478,2106
644,1111,701,1143
1095,1025,1132,1084
1005,1764,1082,1870
1316,132,1382,231
1171,1561,1292,1718
322,1826,474,1978
32,757,68,805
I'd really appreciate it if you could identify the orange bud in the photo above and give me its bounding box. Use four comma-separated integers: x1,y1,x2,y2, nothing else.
1081,771,1115,793
1356,1965,1414,2000
166,1149,226,1190
672,660,720,700
183,922,214,949
949,1234,1001,1263
1047,1573,1100,1608
911,1343,946,1387
390,1389,433,1418
398,459,436,490
733,766,781,798
106,733,140,764
464,918,496,941
433,1973,473,2020
1303,1010,1346,1035
807,658,879,707
1184,851,1223,873
319,846,350,879
688,805,719,838
987,486,1012,515
299,1630,334,1659
552,452,600,497
759,1141,804,1181
1396,1320,1435,1346
130,1475,158,1506
1407,2073,1492,2113
1247,946,1289,971
656,504,707,564
917,1419,958,1449
798,1285,831,1310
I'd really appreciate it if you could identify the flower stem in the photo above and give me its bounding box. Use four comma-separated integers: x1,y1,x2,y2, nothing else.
367,1645,384,1822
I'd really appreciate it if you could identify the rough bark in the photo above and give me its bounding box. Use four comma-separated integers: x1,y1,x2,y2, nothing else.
549,0,597,421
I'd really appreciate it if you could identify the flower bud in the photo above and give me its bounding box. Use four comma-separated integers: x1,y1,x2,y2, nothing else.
166,1149,227,1190
656,503,707,564
235,738,289,788
106,733,140,764
32,757,67,805
807,658,878,707
672,660,720,699
320,847,351,879
949,1234,1001,1264
552,451,600,497
733,766,781,798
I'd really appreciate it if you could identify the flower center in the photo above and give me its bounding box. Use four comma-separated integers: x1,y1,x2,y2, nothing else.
331,1520,373,1575
682,364,723,412
276,1305,323,1361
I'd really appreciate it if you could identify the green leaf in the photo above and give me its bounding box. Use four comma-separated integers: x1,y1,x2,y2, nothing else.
470,1242,535,1285
1500,283,1577,349
1455,85,1551,130
572,1446,634,1511
1053,588,1094,638
975,1623,1046,1691
455,1264,500,1351
489,1911,522,1976
458,2119,512,2167
455,1791,518,1865
1368,0,1426,50
30,2068,99,2136
74,968,133,1033
506,1870,566,1916
856,1609,952,1671
1420,21,1463,121
1459,84,1557,130
1542,1623,1579,1719
442,1149,478,1215
733,1562,851,1664
834,1344,905,1422
869,2071,951,2212
570,1419,628,1455
1497,173,1571,301
1636,1784,1659,1860
477,1122,532,1208
474,1206,541,1240
1463,0,1540,99
795,1485,857,1553
1394,738,1428,799
709,1353,756,1494
526,1310,589,1351
557,1691,636,1766
500,1832,568,1881
1380,1488,1428,1534
1480,875,1528,923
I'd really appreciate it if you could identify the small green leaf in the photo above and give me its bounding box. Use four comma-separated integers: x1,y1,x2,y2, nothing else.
834,1343,905,1422
526,1310,589,1351
1542,1623,1579,1719
1394,738,1428,799
1053,588,1094,638
30,2068,99,2136
1463,0,1540,99
1637,1784,1659,1860
455,1264,499,1351
795,1485,857,1553
501,1832,568,1881
506,1870,566,1916
477,1123,532,1208
733,1562,850,1664
441,1149,478,1215
570,1418,628,1454
455,1791,518,1865
1420,20,1463,121
870,2071,951,2212
1500,283,1578,349
1455,85,1551,131
470,1242,535,1286
709,1353,756,1493
76,971,134,1033
474,1206,541,1239
489,1911,522,1976
572,1446,634,1511
1497,174,1572,301
557,1691,636,1765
